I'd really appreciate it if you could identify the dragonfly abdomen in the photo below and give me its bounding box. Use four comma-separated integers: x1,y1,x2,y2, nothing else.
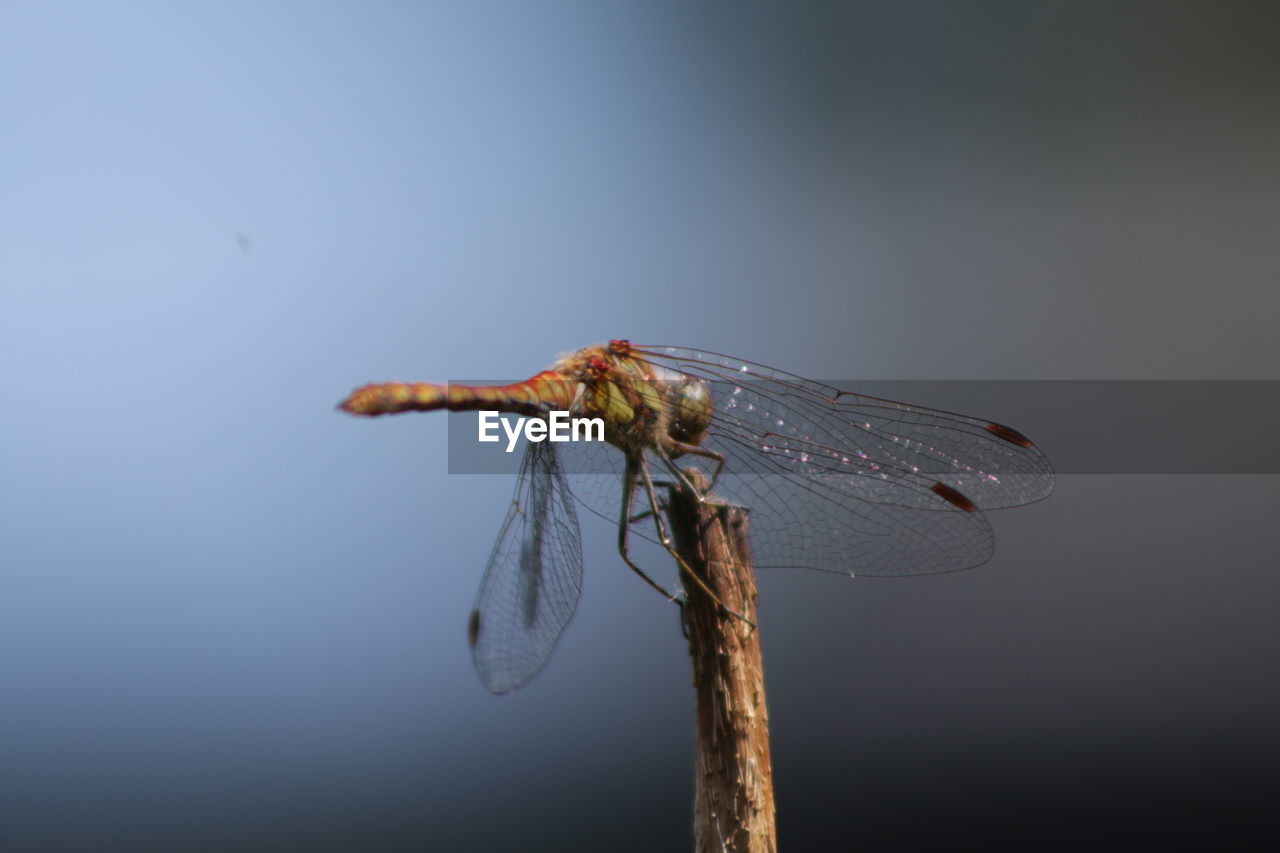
339,371,576,417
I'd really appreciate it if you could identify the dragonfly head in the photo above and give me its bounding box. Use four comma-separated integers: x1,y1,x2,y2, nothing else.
670,377,713,446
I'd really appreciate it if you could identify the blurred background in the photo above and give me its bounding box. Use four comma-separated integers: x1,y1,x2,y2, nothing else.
3,1,1278,848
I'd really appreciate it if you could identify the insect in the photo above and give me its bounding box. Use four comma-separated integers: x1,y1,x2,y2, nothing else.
339,340,1053,692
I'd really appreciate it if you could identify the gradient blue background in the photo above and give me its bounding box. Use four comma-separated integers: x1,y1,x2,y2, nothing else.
4,2,1279,849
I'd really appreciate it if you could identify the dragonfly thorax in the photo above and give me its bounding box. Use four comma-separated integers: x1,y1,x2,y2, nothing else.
553,343,714,459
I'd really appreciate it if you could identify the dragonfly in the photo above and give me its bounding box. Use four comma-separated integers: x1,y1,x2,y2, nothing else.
338,340,1054,693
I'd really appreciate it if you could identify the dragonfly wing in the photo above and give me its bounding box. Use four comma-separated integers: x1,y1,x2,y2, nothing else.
707,435,996,575
555,435,992,577
533,390,995,576
634,345,1054,511
469,440,583,694
617,344,1056,575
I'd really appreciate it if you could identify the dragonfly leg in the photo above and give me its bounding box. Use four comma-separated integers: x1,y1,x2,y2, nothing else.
667,441,725,494
628,508,656,524
655,454,708,505
661,456,749,515
636,453,756,631
628,482,670,525
617,457,684,603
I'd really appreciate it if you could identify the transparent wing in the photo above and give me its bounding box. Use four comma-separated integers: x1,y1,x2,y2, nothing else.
562,344,1053,577
637,345,1054,510
469,440,583,694
637,344,1054,575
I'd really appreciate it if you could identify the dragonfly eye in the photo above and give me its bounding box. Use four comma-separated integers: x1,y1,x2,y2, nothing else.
670,378,713,445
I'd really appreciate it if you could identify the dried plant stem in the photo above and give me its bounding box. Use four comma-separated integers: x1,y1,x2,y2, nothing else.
666,470,776,853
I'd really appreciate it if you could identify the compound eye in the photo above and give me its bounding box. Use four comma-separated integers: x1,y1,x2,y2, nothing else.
671,379,713,445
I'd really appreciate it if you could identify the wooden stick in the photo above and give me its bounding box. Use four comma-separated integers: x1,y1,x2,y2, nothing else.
666,469,777,853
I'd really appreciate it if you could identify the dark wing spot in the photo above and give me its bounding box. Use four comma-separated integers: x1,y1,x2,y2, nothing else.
985,421,1034,448
932,481,978,512
467,609,481,646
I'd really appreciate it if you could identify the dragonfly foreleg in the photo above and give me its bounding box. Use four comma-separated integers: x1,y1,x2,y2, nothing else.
655,454,707,505
666,441,725,496
637,454,756,631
